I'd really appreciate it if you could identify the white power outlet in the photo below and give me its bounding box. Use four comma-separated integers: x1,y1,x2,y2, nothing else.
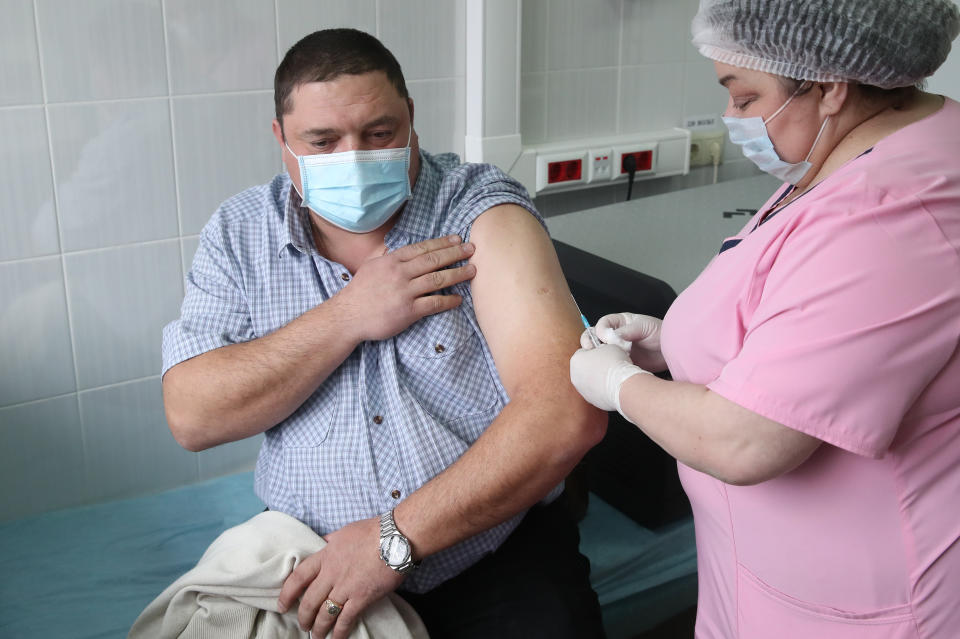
588,148,613,182
689,132,725,168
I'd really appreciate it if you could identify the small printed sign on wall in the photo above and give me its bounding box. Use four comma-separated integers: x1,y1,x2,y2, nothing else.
683,114,721,130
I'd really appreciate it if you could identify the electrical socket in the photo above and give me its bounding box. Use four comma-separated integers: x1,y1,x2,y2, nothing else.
689,132,725,168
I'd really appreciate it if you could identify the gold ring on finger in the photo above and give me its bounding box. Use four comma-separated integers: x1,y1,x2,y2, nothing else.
324,598,344,616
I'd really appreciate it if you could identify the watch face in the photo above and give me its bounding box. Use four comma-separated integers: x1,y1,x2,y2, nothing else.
380,533,410,566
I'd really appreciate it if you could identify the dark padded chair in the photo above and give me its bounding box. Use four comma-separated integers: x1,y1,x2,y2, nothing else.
553,240,690,528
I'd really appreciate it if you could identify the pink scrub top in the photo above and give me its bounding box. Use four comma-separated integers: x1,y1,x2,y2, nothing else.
660,97,960,639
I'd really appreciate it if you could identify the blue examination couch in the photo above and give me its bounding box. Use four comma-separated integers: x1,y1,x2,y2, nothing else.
0,472,695,639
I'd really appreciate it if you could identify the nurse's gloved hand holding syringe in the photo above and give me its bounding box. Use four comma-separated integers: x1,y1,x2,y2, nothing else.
571,304,649,414
569,343,648,414
579,312,667,372
570,313,665,417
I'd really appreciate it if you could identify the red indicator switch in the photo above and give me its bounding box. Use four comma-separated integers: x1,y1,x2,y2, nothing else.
620,150,653,173
547,159,583,184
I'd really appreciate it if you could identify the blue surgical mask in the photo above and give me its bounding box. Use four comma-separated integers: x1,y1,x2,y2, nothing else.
285,128,413,233
722,88,830,185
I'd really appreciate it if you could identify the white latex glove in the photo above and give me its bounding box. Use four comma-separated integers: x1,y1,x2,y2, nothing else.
570,344,651,415
578,327,603,350
580,312,666,372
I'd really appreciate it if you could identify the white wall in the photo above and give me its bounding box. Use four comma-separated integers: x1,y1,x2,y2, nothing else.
521,0,762,216
928,0,960,99
0,0,465,521
523,0,960,217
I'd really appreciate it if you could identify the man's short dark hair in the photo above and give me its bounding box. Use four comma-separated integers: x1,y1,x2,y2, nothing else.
274,28,409,129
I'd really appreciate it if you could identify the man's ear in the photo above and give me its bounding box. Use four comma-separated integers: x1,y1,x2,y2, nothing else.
818,82,849,117
407,98,415,126
272,118,285,146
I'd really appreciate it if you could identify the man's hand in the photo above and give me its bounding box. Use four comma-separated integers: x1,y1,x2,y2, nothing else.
336,235,477,342
278,517,405,639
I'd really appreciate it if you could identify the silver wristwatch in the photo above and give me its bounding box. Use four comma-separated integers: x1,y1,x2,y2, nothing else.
378,510,418,575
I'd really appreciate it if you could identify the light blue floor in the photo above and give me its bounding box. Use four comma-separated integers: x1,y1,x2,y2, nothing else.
0,472,696,639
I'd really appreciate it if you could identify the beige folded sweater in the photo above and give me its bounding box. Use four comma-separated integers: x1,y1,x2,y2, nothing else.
128,510,429,639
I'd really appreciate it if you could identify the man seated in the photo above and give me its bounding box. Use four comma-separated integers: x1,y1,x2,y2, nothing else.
161,28,607,639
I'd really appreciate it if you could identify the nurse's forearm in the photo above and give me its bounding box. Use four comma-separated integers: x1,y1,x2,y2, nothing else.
616,375,820,485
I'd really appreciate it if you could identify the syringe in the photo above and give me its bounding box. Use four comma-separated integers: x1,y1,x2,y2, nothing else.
572,297,600,348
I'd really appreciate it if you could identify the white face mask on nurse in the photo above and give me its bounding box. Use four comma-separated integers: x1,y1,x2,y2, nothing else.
716,62,832,186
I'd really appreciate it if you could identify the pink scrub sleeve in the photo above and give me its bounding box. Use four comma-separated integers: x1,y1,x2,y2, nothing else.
706,173,960,457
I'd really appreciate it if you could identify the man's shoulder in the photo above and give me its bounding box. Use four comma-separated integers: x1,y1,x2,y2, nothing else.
203,174,289,236
418,151,538,236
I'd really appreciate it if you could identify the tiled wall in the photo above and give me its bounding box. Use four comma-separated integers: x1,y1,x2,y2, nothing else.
522,0,762,216
524,0,960,217
523,0,960,144
0,0,465,521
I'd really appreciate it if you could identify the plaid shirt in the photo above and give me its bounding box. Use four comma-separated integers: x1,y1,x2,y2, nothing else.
162,151,559,592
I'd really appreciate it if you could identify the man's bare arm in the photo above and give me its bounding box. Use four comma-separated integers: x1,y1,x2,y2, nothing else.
394,204,608,556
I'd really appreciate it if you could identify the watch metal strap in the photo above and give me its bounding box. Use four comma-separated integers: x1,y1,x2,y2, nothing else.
379,510,418,574
380,510,399,537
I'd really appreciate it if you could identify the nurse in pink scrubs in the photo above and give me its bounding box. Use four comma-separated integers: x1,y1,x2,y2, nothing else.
570,1,960,637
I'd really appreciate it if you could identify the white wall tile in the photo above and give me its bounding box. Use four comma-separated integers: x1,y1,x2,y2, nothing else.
0,395,85,520
546,69,618,142
930,55,960,100
684,0,704,62
379,0,465,81
0,0,43,106
622,0,691,65
521,0,548,74
180,236,200,280
79,377,198,502
482,0,520,137
520,0,710,157
619,64,685,132
546,0,621,71
0,258,76,406
928,1,960,99
198,434,263,480
165,0,276,95
276,0,377,57
408,78,465,160
35,0,167,102
682,59,726,119
0,107,59,261
172,92,280,235
520,73,547,144
47,99,178,252
64,241,183,390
